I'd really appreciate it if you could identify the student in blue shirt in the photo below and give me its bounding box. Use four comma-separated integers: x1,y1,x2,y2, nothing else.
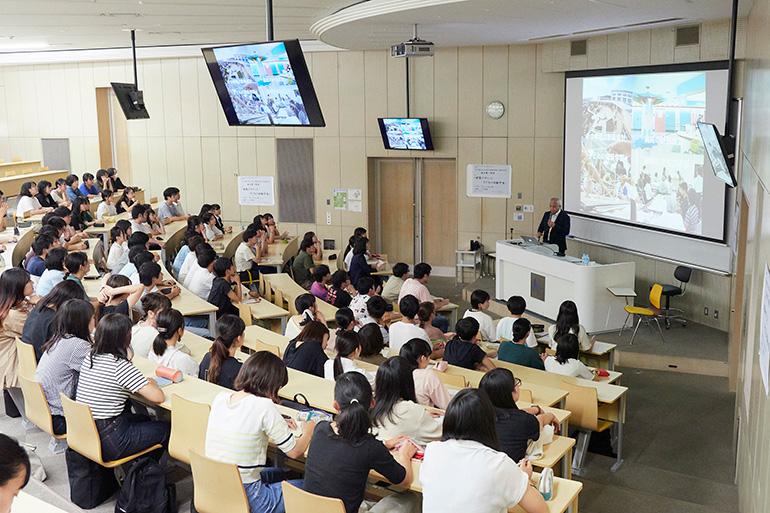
64,174,84,202
26,234,55,277
78,173,100,198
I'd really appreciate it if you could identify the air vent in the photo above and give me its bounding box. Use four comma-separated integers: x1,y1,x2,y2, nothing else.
676,25,700,47
571,39,587,56
528,17,684,41
100,13,143,17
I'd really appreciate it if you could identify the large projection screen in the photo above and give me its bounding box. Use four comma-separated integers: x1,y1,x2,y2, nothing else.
563,61,733,272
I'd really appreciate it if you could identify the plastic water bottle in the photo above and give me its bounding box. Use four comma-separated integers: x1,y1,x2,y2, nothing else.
582,253,590,265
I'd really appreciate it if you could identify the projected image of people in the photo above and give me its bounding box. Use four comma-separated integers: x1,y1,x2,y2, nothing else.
212,42,309,125
382,119,427,150
578,72,710,235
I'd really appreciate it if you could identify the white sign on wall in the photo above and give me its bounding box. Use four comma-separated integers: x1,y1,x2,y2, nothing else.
466,164,512,198
238,176,275,206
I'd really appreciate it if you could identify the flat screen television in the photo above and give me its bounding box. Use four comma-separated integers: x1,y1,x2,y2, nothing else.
697,122,737,188
201,40,325,127
378,118,434,150
111,82,150,120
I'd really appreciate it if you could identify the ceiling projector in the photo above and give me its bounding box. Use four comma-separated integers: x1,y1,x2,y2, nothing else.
391,37,434,58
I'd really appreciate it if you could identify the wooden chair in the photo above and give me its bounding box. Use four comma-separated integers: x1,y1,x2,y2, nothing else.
336,250,345,271
169,395,210,466
236,303,254,327
59,394,162,467
278,290,291,314
559,381,613,476
39,166,49,172
149,197,158,204
189,449,249,513
622,284,665,344
21,168,35,174
435,370,466,388
17,375,68,453
518,388,533,403
249,338,281,357
282,481,345,513
12,157,22,162
16,338,37,380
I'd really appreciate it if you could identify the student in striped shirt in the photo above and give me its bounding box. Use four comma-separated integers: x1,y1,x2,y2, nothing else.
205,351,316,513
75,314,169,462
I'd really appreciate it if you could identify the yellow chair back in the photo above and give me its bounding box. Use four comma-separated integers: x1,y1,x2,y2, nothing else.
518,388,533,403
60,394,106,464
435,370,466,388
18,375,62,438
282,481,345,513
649,283,664,310
169,395,210,465
559,381,600,431
16,338,37,380
189,449,249,513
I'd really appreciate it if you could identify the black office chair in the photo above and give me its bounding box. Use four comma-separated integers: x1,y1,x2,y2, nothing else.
660,266,692,328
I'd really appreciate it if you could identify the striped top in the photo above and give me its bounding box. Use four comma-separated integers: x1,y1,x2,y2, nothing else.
205,392,296,484
35,336,90,416
75,354,149,419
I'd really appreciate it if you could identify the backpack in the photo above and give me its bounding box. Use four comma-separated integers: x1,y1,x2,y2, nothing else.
115,457,177,513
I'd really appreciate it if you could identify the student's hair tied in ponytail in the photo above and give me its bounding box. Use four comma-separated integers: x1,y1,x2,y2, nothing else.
334,372,373,444
350,398,359,404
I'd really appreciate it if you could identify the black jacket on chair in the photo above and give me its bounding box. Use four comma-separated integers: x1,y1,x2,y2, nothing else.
537,210,571,253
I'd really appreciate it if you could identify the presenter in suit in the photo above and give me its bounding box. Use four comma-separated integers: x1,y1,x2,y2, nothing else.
537,197,571,254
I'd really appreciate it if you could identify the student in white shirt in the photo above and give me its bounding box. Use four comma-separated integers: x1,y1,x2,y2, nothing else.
349,277,376,321
201,212,223,241
389,294,431,354
357,295,390,346
463,289,498,343
148,309,198,376
96,190,117,219
419,388,547,513
543,333,598,381
547,300,595,352
323,330,375,388
16,181,53,219
497,296,538,348
106,225,129,273
130,204,165,249
284,293,327,340
186,248,217,300
233,226,269,282
131,293,173,358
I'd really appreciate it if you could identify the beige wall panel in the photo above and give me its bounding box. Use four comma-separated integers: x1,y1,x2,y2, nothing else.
7,138,25,162
78,64,99,138
507,46,537,139
140,60,165,138
482,46,509,138
236,125,257,139
0,139,9,162
627,30,651,66
364,50,389,138
200,137,222,205
702,20,731,61
252,137,277,217
650,27,675,64
537,43,553,73
312,52,339,138
606,33,629,68
674,45,700,63
587,36,608,69
179,59,201,138
23,138,42,163
480,231,505,253
48,65,69,138
145,137,168,195
366,136,388,158
237,136,258,221
68,137,87,175
508,137,536,235
182,137,204,211
411,57,435,121
127,136,150,189
457,137,483,234
386,52,407,118
161,60,183,137
0,72,8,140
431,136,457,157
34,66,54,137
107,61,128,83
568,55,587,71
314,137,340,226
533,137,563,215
481,137,508,234
197,59,221,138
337,51,366,138
423,159,457,267
339,137,368,228
165,136,186,204
90,62,110,88
551,41,569,72
457,47,484,137
534,67,564,139
218,137,238,211
3,69,23,139
18,68,40,138
433,47,458,138
80,137,99,173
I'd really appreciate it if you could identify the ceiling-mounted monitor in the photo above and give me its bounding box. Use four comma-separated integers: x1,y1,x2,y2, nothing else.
111,82,150,120
377,118,434,150
201,39,325,127
697,122,737,188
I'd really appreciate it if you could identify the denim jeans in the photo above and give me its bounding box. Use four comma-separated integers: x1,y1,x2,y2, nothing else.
432,315,450,333
184,316,212,338
243,476,304,513
95,412,170,462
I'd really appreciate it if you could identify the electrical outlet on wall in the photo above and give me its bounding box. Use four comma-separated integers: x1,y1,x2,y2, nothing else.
714,310,719,319
704,307,709,316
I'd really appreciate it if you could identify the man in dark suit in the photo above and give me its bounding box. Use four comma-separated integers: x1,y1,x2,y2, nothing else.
536,197,570,254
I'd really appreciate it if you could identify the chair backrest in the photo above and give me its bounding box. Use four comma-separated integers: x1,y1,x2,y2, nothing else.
169,395,210,465
282,481,345,513
283,237,299,265
223,235,242,261
39,166,49,172
16,338,37,380
236,303,253,327
518,388,533,403
149,197,158,204
60,394,105,464
649,283,664,310
435,370,466,388
189,449,249,513
18,375,57,437
559,381,600,431
249,339,281,357
674,266,692,285
12,157,22,162
336,250,345,271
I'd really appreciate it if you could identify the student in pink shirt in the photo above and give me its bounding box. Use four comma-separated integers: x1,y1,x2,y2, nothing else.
310,264,330,302
400,338,451,410
397,263,450,333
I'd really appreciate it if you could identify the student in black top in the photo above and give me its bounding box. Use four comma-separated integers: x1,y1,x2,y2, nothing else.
303,372,415,513
283,320,329,377
21,280,85,361
207,257,241,319
443,317,496,372
326,270,353,308
198,315,245,390
107,168,127,191
348,237,381,290
95,274,145,321
478,368,560,462
35,180,59,209
70,196,94,232
357,323,386,365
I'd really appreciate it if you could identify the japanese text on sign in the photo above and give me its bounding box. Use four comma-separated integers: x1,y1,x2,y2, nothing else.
466,164,512,198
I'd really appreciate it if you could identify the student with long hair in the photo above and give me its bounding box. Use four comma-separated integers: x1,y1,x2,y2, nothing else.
116,186,138,215
36,247,68,297
283,320,329,377
35,180,59,209
21,280,85,361
205,351,316,513
201,212,223,241
544,333,598,380
547,299,594,352
64,251,90,301
372,356,442,445
70,195,95,231
75,314,169,461
106,224,129,273
0,434,31,513
343,227,367,271
348,237,383,289
357,323,386,365
417,301,449,343
199,315,245,389
323,330,375,387
419,388,548,513
208,257,245,319
498,318,545,371
479,368,559,463
51,178,70,206
0,269,36,390
15,181,52,219
131,293,176,359
96,189,117,219
149,309,197,376
400,339,451,410
35,299,95,435
284,293,327,340
304,372,417,513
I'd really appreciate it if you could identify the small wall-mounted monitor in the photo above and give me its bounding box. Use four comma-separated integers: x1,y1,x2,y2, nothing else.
111,82,150,120
201,39,325,127
378,118,434,150
697,122,736,188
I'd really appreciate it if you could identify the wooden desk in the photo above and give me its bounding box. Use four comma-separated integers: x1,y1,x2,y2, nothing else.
2,166,69,198
264,273,338,322
257,237,298,272
246,298,289,333
437,301,459,327
534,332,618,371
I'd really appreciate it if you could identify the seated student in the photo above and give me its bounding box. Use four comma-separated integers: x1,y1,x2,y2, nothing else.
372,356,442,445
323,330,375,387
146,205,166,238
64,252,90,301
444,317,496,372
358,323,387,365
35,180,59,209
349,277,376,321
205,352,315,513
42,215,84,252
186,247,217,300
264,212,287,240
348,237,383,289
419,388,547,513
107,225,129,273
128,252,155,285
201,212,223,241
544,333,600,380
173,226,203,276
131,293,177,359
119,242,149,279
157,187,189,225
116,186,138,215
326,270,353,308
498,319,545,371
398,262,450,333
343,227,367,271
78,172,100,198
208,257,253,319
210,204,231,234
137,262,181,304
303,372,417,513
284,293,327,340
400,339,451,411
95,169,113,193
463,290,498,343
310,264,331,301
547,300,595,352
70,196,95,232
327,307,355,352
302,231,323,258
389,295,431,354
54,206,83,242
233,226,271,282
107,167,126,191
51,178,71,206
283,320,329,378
34,299,94,435
36,247,68,297
479,368,560,463
381,262,409,303
497,296,538,348
95,274,145,319
1,434,32,513
358,295,390,346
292,238,316,289
76,314,170,462
418,302,450,343
96,190,117,219
148,309,198,376
179,236,210,285
21,280,84,361
199,315,245,390
130,204,165,248
64,174,84,202
16,181,53,219
26,234,55,277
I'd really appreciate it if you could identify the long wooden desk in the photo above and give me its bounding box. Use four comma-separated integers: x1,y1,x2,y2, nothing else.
530,328,618,371
2,165,69,197
264,272,338,322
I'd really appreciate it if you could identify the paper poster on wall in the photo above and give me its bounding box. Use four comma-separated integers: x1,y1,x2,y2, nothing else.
467,164,512,198
759,264,770,396
348,200,362,212
333,189,347,210
348,189,362,201
238,176,275,206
